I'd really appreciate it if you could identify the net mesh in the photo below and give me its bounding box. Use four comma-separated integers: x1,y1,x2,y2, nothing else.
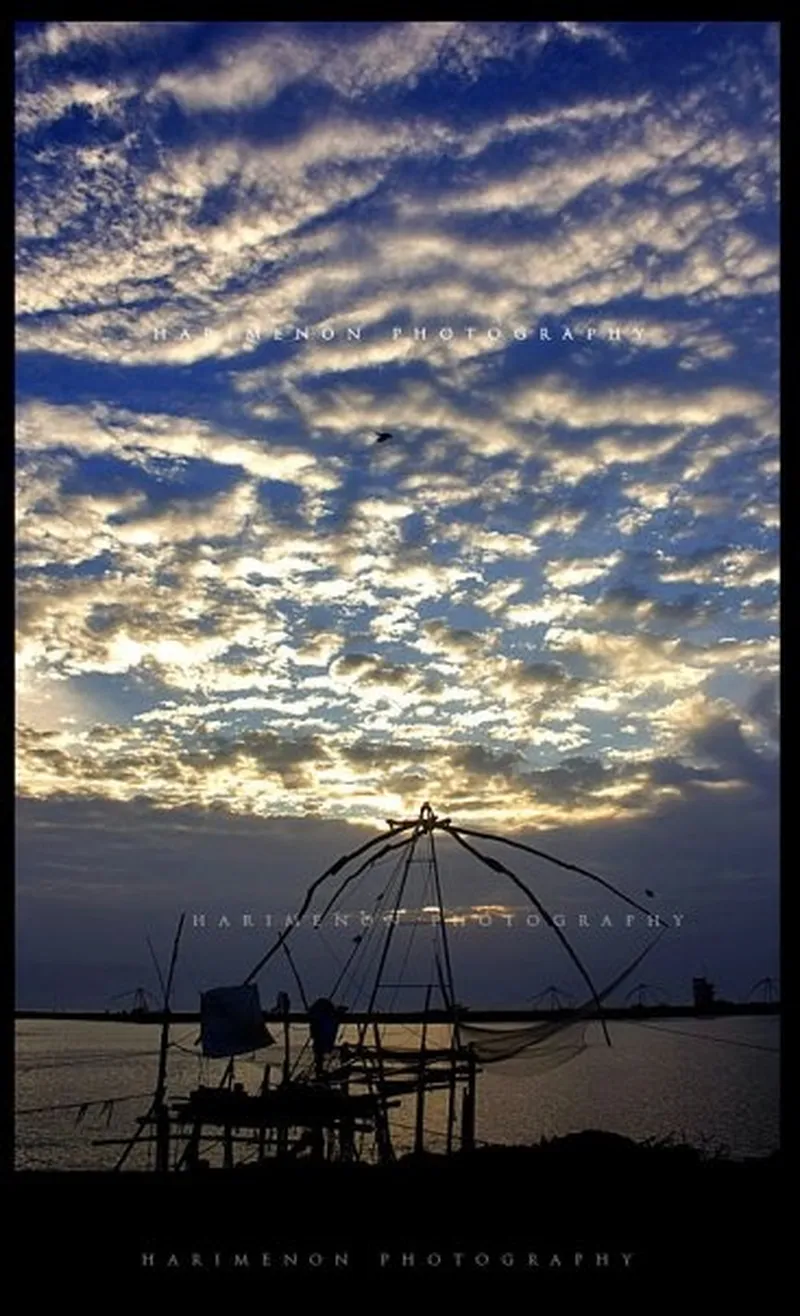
459,1017,590,1068
457,932,664,1068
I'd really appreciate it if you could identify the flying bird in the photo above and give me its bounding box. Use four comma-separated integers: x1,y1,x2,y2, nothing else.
374,431,393,443
644,889,656,898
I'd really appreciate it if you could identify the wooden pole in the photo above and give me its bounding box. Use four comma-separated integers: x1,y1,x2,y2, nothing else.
258,1064,270,1160
114,913,185,1172
339,1066,355,1162
185,1120,202,1170
277,996,290,1158
461,1045,477,1154
428,820,460,1049
433,952,458,1156
446,1050,457,1155
414,984,433,1155
371,1020,395,1164
154,913,185,1172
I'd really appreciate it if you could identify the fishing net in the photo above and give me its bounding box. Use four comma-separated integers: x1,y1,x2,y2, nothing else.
457,931,664,1069
458,1017,590,1069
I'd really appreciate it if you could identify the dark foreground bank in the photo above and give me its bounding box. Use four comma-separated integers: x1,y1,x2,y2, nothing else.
11,1131,782,1286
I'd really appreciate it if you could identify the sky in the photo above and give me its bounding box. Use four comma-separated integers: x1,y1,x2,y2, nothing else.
15,21,779,1009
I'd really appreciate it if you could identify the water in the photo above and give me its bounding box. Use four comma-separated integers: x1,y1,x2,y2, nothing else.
15,1016,779,1170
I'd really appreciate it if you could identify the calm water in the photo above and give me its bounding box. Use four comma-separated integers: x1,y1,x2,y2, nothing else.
15,1016,779,1171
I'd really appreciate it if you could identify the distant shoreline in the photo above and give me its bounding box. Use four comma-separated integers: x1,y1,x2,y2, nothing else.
14,1003,780,1025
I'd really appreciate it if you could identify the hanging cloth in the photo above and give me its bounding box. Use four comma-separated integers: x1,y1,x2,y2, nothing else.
200,984,275,1058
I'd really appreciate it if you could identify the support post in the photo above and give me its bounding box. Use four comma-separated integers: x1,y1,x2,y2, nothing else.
117,911,184,1175
258,1064,270,1160
461,1045,477,1154
371,1020,395,1164
414,984,433,1155
446,1046,457,1156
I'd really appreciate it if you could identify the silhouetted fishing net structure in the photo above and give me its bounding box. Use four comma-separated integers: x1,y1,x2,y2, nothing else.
101,801,668,1170
229,802,664,1149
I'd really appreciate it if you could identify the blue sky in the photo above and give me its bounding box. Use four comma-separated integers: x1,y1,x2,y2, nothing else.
15,22,779,1007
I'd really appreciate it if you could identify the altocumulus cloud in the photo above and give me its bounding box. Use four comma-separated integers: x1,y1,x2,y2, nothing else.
16,23,778,977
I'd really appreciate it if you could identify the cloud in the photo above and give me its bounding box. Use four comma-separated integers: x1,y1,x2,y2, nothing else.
688,712,778,794
745,676,779,745
14,20,778,870
505,375,772,431
16,21,171,66
554,22,627,58
657,546,779,587
150,23,559,114
544,554,622,589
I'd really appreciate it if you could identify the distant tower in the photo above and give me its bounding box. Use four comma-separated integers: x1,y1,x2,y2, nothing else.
692,976,715,1011
110,986,154,1014
748,976,779,1004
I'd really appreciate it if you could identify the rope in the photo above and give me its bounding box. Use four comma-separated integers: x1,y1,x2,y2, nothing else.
281,941,309,1011
242,820,417,985
444,824,613,1047
451,824,655,918
632,1020,779,1053
284,850,413,1082
341,846,411,1011
363,824,424,1023
385,862,434,1013
312,924,345,972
